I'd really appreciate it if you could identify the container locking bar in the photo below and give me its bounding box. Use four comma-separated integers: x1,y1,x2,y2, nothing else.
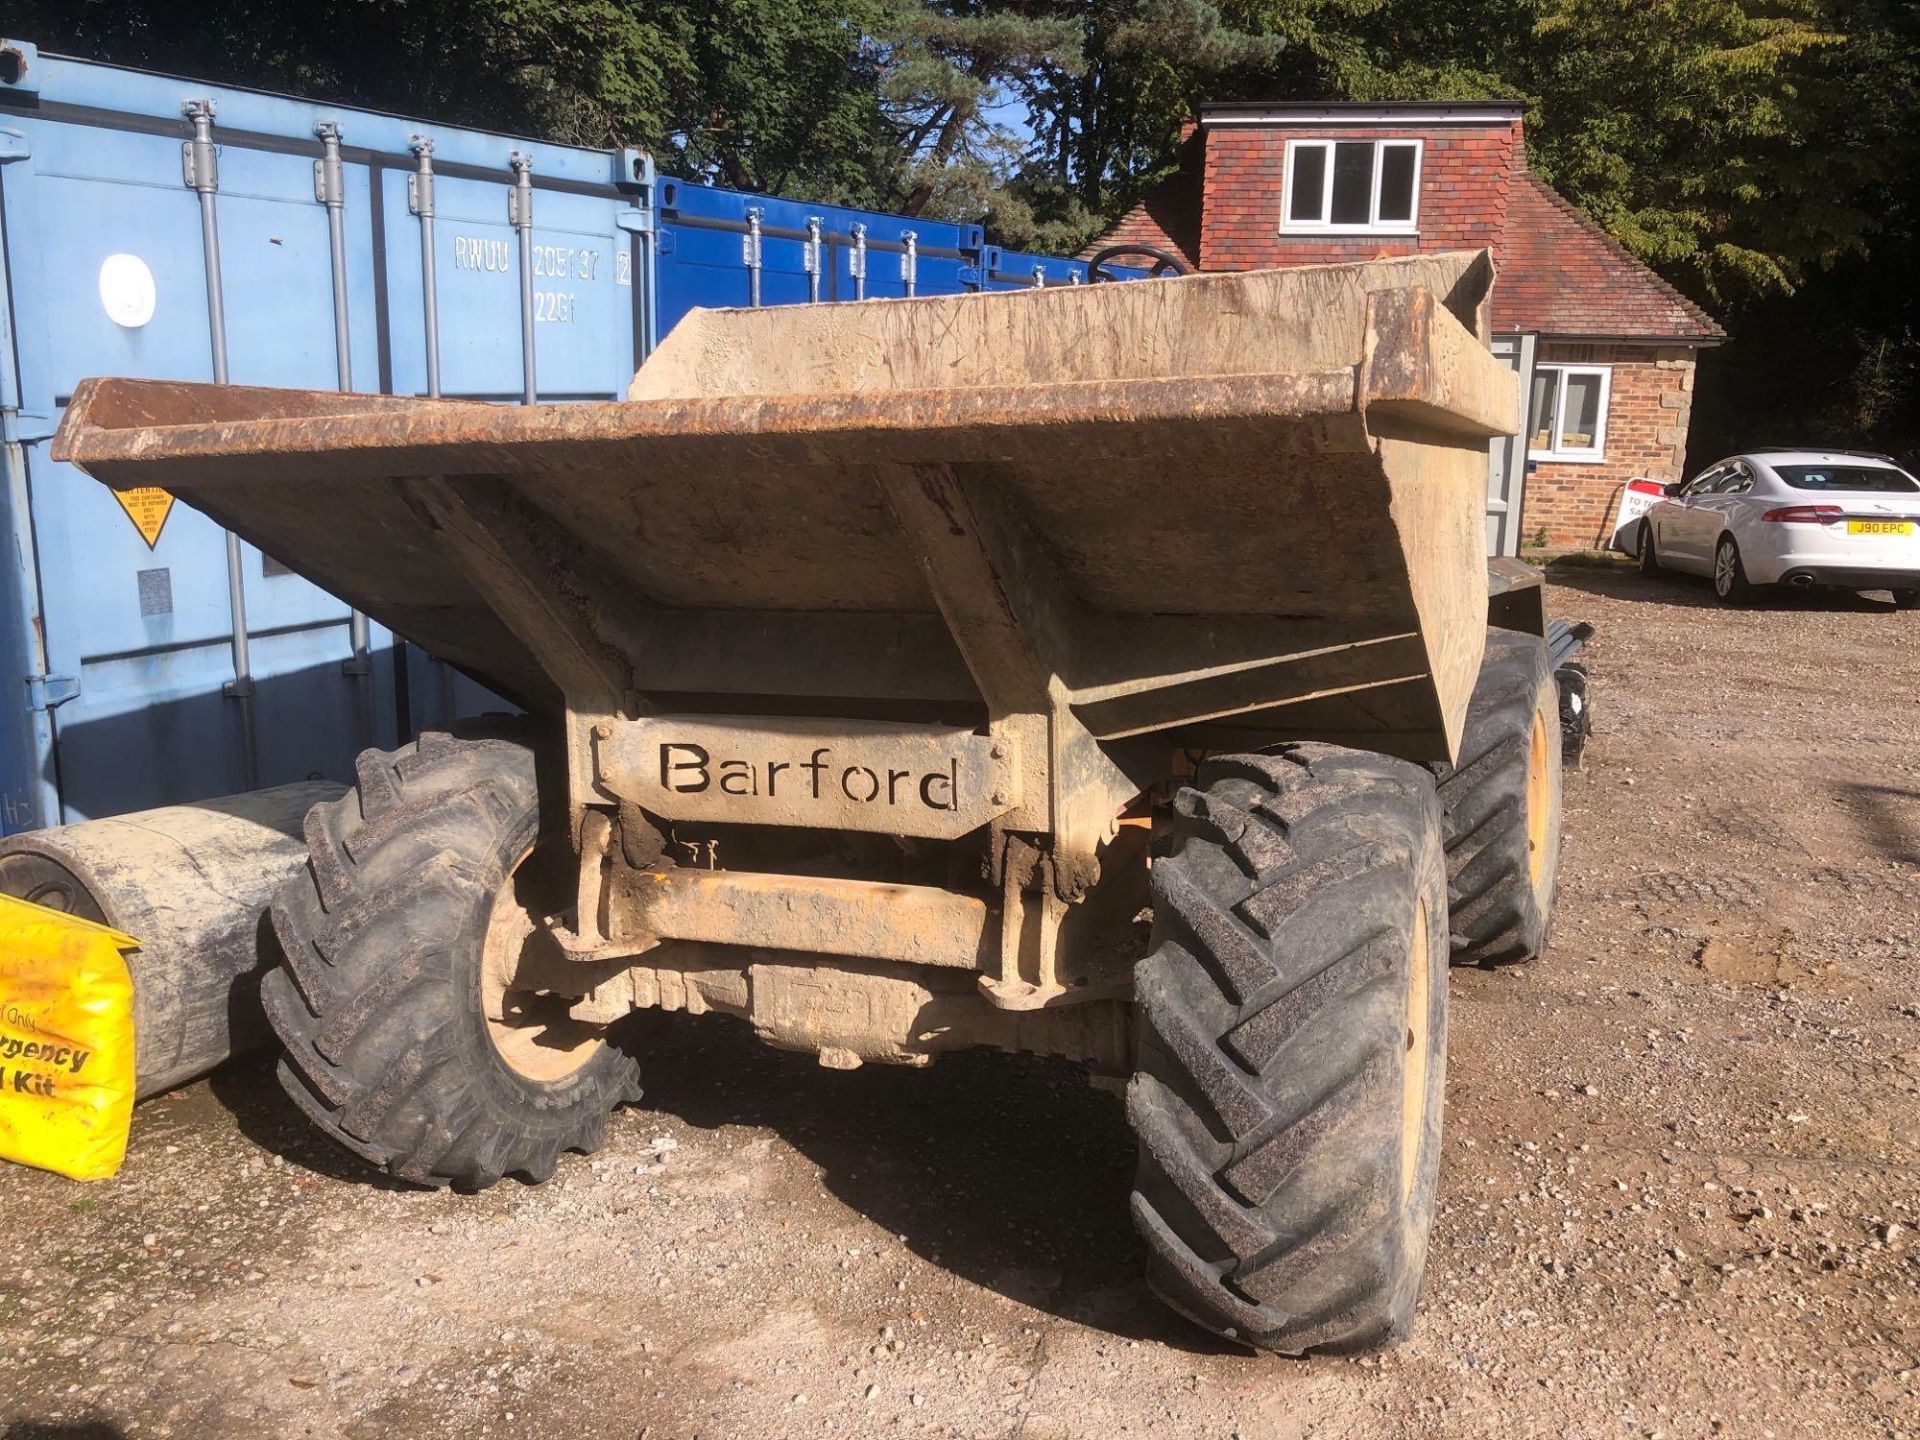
182,97,258,791
508,151,537,405
407,136,442,398
314,119,375,748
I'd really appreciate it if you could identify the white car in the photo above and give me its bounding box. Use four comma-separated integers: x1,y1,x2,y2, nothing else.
1633,449,1920,607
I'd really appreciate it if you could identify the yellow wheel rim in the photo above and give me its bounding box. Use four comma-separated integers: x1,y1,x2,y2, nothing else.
1400,896,1431,1203
481,846,604,1083
1526,703,1551,891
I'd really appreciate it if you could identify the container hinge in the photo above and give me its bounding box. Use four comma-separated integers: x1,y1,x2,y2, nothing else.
222,676,255,700
957,264,982,288
1030,265,1047,290
181,98,218,192
850,222,867,300
313,120,345,206
26,674,78,713
340,655,370,678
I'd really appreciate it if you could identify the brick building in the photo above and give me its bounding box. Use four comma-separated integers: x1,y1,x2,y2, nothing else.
1086,102,1725,550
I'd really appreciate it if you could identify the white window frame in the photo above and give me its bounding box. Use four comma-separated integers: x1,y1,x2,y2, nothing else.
1527,363,1613,463
1280,138,1423,235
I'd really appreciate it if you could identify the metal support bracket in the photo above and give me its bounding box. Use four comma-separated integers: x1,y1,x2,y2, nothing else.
406,136,435,217
880,464,1142,902
180,99,218,192
402,476,632,827
312,122,345,207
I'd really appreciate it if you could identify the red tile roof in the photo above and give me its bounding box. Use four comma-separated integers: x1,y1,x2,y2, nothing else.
1493,174,1723,341
1076,133,1203,270
1083,128,1725,344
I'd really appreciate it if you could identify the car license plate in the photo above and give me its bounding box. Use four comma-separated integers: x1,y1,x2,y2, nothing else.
1847,520,1914,535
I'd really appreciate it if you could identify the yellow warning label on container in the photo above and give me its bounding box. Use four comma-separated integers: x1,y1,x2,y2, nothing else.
112,487,175,548
0,894,138,1182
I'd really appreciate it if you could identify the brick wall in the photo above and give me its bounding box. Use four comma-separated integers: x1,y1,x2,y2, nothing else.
1175,114,1714,550
1520,344,1698,549
1199,122,1520,270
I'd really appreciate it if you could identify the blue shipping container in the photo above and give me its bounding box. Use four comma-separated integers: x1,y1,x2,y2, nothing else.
0,40,1134,832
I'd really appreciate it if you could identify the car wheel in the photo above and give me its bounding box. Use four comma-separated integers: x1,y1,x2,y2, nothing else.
1893,589,1919,610
1637,521,1660,575
1713,536,1756,604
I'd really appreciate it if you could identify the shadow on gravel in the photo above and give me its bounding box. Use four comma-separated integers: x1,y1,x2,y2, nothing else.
204,1057,419,1192
1543,560,1905,613
0,1422,126,1438
198,1012,1236,1351
1832,780,1920,866
629,1010,1241,1356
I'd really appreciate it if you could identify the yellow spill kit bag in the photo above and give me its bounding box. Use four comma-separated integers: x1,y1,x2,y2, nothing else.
0,893,139,1181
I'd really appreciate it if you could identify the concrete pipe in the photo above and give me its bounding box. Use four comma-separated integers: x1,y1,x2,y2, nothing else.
0,782,342,1099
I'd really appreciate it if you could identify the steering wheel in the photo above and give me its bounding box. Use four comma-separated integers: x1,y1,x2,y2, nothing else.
1084,244,1192,282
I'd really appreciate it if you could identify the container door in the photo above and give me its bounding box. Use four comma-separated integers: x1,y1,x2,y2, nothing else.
3,115,382,821
381,158,637,404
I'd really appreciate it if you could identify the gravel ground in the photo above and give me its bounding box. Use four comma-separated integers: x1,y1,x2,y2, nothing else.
1,558,1916,1440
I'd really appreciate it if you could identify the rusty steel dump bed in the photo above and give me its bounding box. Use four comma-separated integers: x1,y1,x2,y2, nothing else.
54,251,1519,777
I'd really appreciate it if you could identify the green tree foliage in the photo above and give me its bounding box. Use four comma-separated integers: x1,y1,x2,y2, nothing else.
11,0,1918,452
1525,0,1848,300
12,1,898,202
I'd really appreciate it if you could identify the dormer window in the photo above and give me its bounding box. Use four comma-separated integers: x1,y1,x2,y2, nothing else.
1282,139,1422,234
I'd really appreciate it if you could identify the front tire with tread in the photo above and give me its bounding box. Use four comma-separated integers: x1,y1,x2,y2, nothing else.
1433,630,1564,967
262,733,639,1189
1129,744,1448,1355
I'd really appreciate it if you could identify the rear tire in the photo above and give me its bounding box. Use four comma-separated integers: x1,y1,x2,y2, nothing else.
1713,536,1756,604
1638,521,1660,575
262,734,640,1188
1433,631,1564,966
1129,744,1447,1355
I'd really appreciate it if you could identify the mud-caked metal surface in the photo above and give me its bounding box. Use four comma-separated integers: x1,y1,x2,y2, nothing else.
52,251,1522,1021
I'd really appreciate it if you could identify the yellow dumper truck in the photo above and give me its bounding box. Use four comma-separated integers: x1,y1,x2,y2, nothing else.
48,251,1564,1353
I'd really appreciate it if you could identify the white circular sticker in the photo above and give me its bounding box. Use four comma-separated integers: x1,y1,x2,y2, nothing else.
98,253,157,328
